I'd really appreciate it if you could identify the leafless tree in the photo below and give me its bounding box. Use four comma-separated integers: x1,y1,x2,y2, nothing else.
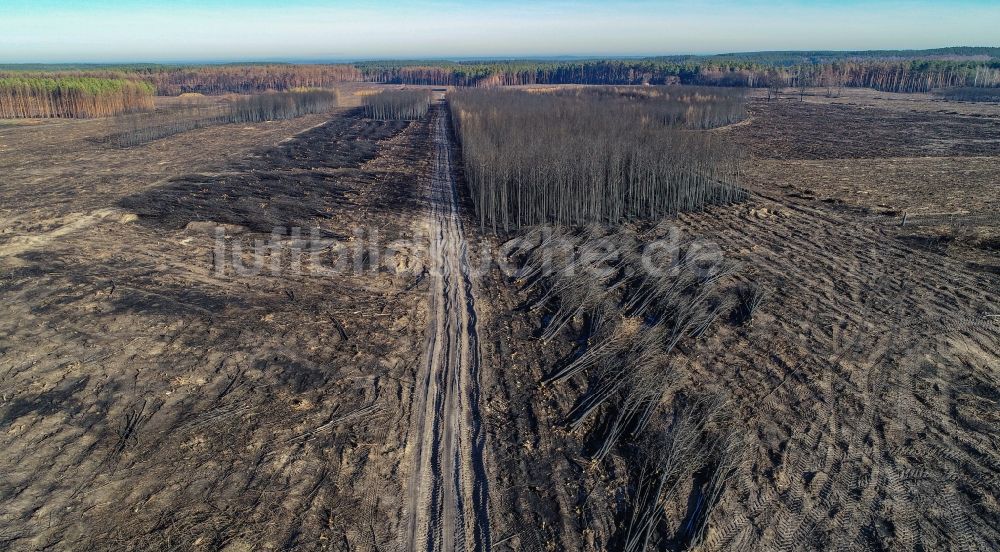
362,89,432,120
449,87,748,233
105,90,338,147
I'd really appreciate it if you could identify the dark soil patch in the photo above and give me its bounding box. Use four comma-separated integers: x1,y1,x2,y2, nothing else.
735,99,1000,159
119,112,410,232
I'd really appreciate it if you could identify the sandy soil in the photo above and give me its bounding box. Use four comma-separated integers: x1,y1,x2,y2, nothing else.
749,87,1000,117
730,94,1000,274
0,106,438,549
403,104,491,550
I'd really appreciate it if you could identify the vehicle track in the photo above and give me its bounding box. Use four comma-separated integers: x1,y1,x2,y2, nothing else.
403,102,491,551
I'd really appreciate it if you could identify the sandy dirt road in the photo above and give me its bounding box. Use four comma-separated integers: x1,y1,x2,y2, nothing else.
403,103,492,551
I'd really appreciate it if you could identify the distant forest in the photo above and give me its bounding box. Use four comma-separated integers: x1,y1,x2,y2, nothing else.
2,48,999,97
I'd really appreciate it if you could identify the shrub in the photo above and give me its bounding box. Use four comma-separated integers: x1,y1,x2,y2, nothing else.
732,282,767,326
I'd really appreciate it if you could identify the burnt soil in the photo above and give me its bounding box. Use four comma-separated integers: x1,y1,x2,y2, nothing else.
1,107,438,550
2,90,999,551
475,95,1000,551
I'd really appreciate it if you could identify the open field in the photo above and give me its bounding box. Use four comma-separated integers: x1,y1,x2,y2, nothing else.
747,86,1000,116
1,85,998,551
1,95,438,548
729,91,1000,271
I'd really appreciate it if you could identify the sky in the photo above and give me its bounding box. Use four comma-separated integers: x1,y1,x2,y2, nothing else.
0,0,997,63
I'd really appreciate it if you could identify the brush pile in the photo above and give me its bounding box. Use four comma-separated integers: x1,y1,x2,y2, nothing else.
507,224,764,546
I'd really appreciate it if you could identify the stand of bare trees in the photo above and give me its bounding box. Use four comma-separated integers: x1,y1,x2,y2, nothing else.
449,87,747,232
106,90,338,147
354,57,1000,93
146,65,360,95
227,89,337,122
0,77,154,118
362,89,432,120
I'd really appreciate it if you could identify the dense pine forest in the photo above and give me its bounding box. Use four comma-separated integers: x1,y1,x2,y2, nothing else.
0,77,154,118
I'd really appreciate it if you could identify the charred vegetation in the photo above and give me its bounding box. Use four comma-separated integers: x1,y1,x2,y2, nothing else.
104,89,339,148
449,87,748,232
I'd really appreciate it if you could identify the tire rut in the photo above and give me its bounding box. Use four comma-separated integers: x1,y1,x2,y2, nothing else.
403,102,491,552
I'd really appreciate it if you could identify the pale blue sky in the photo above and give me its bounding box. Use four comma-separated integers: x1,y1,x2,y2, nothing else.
0,1,997,63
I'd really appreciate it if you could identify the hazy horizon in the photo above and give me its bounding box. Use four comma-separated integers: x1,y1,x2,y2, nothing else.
2,0,998,64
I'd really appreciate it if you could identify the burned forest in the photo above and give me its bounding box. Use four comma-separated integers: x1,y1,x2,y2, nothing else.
2,5,999,551
449,87,748,232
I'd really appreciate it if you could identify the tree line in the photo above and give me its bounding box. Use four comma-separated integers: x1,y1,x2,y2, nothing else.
145,65,360,95
362,89,433,120
448,87,747,233
554,86,748,128
0,65,360,97
0,77,154,118
106,90,338,147
4,53,998,99
358,58,1000,93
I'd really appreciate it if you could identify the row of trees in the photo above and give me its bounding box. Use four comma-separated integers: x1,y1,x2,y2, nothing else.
362,89,432,120
145,65,360,95
449,87,747,233
4,54,998,100
106,90,338,147
768,61,1000,93
0,77,154,118
358,58,1000,93
0,65,360,97
545,86,747,129
358,64,469,86
228,89,338,122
